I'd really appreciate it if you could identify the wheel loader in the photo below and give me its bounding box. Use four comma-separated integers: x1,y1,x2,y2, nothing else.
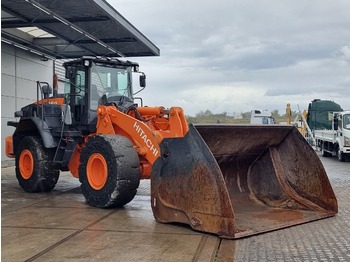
5,56,337,239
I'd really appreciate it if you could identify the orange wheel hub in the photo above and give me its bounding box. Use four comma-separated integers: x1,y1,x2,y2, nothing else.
87,153,108,190
19,149,34,179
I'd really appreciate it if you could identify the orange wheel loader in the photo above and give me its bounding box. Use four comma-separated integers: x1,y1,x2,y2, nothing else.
5,57,337,239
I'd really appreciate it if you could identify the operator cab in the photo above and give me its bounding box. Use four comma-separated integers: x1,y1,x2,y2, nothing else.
63,57,145,132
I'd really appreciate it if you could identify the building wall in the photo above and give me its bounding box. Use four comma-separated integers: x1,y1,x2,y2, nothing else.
1,42,54,160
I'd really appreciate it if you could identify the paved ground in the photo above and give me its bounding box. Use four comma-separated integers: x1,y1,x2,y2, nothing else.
1,154,349,262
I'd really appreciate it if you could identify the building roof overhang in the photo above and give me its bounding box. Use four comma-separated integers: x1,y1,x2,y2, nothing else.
1,0,160,59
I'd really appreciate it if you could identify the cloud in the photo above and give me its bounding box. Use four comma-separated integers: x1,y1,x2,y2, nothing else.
111,0,350,115
340,45,350,62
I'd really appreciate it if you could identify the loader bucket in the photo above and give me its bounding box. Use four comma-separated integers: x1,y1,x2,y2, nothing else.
151,124,337,239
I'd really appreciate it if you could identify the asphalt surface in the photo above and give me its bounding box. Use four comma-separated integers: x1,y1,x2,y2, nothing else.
1,153,349,261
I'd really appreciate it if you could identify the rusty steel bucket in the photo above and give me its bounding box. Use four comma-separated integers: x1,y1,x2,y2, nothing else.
151,124,338,239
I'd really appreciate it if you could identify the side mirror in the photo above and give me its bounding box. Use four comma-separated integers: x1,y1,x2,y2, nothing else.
140,74,146,88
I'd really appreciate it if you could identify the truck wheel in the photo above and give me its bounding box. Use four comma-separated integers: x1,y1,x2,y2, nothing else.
16,136,60,192
79,135,141,208
338,148,345,162
321,143,331,157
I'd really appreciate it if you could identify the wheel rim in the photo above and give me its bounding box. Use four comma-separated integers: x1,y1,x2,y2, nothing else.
19,149,34,179
87,153,108,190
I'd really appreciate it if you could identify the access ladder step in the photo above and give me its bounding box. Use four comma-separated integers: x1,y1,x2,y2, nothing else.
53,138,78,165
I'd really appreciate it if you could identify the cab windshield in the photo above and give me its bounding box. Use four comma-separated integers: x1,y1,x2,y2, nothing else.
90,62,133,109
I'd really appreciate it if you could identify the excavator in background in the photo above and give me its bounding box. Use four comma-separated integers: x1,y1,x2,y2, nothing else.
5,57,337,239
286,103,313,143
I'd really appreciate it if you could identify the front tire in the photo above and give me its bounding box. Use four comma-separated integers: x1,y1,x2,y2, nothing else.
16,136,60,192
79,135,141,208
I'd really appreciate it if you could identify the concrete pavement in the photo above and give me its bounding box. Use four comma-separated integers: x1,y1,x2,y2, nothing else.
1,154,349,261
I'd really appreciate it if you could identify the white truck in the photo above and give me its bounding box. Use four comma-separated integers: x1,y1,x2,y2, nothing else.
250,109,276,125
315,111,350,162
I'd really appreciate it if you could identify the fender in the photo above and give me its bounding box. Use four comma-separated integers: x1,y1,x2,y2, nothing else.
13,117,57,150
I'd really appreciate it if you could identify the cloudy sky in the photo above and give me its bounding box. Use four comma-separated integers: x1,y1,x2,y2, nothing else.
110,0,350,116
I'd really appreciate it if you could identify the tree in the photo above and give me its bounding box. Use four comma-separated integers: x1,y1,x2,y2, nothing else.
271,109,279,118
195,109,213,118
241,111,251,119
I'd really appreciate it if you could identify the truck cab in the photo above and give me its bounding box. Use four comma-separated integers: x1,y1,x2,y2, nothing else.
334,111,350,160
315,111,350,162
250,110,276,125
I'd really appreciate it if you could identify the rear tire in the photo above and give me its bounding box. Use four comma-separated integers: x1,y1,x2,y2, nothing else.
79,135,141,208
321,143,331,157
16,136,60,192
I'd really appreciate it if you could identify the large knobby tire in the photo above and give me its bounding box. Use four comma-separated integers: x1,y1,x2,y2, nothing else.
79,135,141,208
15,136,60,192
